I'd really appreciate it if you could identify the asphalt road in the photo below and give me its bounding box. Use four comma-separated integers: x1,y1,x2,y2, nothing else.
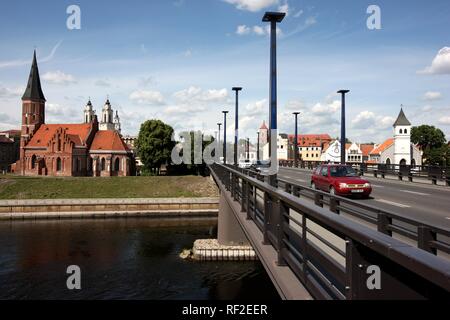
278,167,450,229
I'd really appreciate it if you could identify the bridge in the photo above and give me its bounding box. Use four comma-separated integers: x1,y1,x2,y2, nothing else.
209,163,450,300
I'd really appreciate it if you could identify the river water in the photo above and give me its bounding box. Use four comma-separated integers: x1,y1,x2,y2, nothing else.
0,218,280,300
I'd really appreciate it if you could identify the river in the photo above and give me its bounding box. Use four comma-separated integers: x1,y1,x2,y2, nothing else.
0,218,280,300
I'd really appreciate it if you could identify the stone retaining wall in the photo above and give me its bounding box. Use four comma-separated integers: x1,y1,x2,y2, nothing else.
0,198,219,220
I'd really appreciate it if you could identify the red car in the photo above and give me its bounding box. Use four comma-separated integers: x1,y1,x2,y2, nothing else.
311,164,372,198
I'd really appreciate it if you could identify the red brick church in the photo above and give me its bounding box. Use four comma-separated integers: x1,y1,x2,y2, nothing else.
13,51,135,177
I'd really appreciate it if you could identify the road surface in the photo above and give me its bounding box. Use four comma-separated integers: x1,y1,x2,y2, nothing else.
279,167,450,229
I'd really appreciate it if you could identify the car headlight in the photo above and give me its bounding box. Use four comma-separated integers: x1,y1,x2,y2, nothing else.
339,183,349,188
363,183,371,188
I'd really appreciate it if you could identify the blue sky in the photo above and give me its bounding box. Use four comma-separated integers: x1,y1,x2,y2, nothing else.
1,0,450,143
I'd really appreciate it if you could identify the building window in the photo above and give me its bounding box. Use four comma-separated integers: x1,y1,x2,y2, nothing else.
31,155,36,169
115,158,120,171
399,129,403,134
404,129,407,134
101,158,106,171
56,158,62,172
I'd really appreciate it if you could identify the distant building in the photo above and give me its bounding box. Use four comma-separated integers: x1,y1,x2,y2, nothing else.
258,121,268,146
0,130,20,172
262,133,288,160
288,134,332,162
13,51,134,177
368,108,422,166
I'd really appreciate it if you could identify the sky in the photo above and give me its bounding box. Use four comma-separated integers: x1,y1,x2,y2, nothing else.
1,0,450,144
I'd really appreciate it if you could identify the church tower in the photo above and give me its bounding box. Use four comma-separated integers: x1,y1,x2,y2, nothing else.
114,110,121,134
99,98,115,131
393,107,412,165
20,50,46,173
259,121,268,146
84,99,95,123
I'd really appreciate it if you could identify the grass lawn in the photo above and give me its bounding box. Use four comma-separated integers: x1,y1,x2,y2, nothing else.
0,175,218,200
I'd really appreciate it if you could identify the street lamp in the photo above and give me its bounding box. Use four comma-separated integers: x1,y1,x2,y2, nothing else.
293,112,300,167
263,11,285,187
337,90,350,165
257,131,260,161
217,123,222,161
222,111,228,165
232,87,242,166
247,137,250,161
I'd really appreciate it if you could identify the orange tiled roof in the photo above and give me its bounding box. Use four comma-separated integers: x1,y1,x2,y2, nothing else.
366,159,378,164
90,130,129,152
289,134,332,146
360,144,375,157
27,124,93,147
370,138,394,155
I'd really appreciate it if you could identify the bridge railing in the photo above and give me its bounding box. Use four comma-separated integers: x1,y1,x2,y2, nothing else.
210,163,450,299
234,166,450,257
279,160,450,186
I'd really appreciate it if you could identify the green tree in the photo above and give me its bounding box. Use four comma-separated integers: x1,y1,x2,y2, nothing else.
179,131,214,176
136,119,175,175
411,125,447,166
411,125,446,150
425,144,450,166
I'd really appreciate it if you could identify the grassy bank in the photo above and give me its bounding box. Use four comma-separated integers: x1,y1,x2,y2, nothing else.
0,175,218,200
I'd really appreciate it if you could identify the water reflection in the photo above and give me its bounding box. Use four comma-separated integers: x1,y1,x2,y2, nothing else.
0,218,280,300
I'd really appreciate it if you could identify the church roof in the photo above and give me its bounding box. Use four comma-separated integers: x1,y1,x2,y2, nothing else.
260,121,268,130
370,138,394,155
22,50,46,102
90,130,130,152
393,108,411,126
26,124,93,148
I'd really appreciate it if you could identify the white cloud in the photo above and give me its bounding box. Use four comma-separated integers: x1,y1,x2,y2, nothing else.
129,90,164,105
305,16,317,27
0,41,62,69
45,103,79,123
439,116,450,125
0,86,23,98
423,91,442,101
253,26,266,36
95,79,112,87
238,24,282,36
245,99,267,116
173,86,228,103
224,0,279,12
183,49,192,57
165,105,206,114
422,105,433,112
236,25,251,35
278,2,289,16
293,9,303,18
311,100,340,114
351,111,394,130
42,71,76,85
418,47,450,75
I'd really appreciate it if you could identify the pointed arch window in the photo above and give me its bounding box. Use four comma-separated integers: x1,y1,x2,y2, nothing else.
101,158,106,171
56,158,62,172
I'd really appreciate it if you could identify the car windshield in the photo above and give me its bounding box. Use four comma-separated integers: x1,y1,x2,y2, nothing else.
329,166,357,177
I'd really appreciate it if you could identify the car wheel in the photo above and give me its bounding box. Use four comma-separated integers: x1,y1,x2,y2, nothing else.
329,186,336,195
311,182,316,190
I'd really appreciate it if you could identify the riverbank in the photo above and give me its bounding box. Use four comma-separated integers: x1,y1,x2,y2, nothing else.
0,197,219,220
0,175,218,199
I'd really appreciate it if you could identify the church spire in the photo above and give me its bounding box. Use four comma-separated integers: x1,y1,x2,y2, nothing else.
22,50,46,102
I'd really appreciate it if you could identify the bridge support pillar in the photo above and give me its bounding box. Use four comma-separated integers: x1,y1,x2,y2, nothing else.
217,191,250,246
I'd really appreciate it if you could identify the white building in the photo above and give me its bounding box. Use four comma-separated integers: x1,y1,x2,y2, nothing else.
369,108,422,166
262,133,289,161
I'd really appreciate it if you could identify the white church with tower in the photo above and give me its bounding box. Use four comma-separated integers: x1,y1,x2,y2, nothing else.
369,108,422,166
84,98,121,134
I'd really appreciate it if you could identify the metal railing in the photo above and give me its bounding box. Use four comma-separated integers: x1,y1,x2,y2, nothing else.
210,163,450,299
279,160,450,186
235,166,450,257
